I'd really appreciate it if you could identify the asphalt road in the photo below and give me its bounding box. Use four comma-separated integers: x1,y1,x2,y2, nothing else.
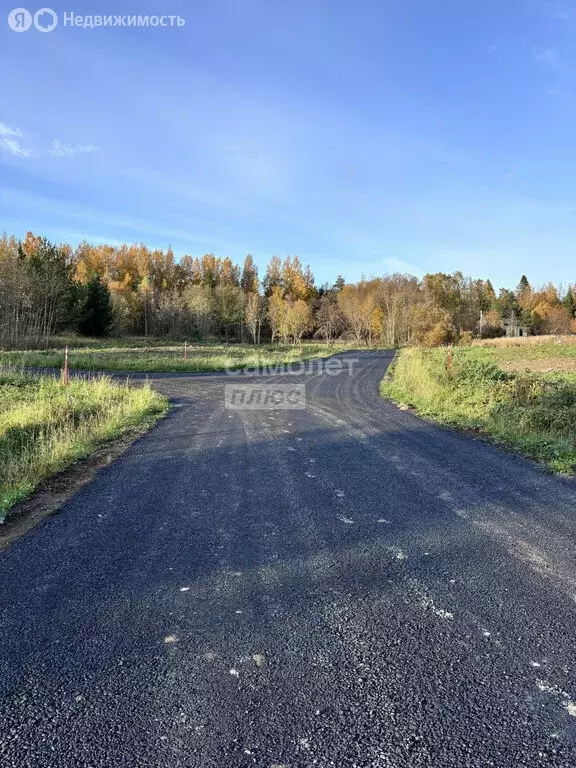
2,350,576,767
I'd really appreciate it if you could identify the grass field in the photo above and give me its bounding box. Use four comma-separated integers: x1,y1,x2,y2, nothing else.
382,338,576,474
0,372,168,518
0,337,355,374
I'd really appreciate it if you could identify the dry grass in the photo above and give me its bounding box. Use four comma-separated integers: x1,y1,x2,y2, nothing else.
500,358,576,373
469,336,576,372
473,335,576,348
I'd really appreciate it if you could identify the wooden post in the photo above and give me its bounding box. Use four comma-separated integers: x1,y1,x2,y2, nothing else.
63,345,69,387
446,346,452,372
184,341,187,361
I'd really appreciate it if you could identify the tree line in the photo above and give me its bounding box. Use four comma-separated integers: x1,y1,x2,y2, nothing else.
1,231,574,347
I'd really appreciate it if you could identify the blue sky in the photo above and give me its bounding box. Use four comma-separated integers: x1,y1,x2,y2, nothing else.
1,0,574,289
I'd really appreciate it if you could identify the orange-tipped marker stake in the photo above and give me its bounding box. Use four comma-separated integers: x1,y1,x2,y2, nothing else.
63,345,69,387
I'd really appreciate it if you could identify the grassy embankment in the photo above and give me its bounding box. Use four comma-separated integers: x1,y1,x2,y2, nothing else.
0,337,356,373
0,372,168,519
381,337,576,474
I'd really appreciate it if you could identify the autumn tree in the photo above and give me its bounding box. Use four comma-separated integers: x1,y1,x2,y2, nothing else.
240,254,258,293
267,286,285,344
286,300,312,344
373,275,420,346
4,229,575,347
315,295,344,344
263,256,282,298
214,284,245,342
282,256,314,301
537,305,573,334
412,304,456,347
337,282,377,342
245,291,263,344
0,233,79,345
480,309,505,338
184,284,214,339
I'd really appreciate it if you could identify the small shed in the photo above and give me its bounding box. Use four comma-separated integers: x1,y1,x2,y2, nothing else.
503,314,530,338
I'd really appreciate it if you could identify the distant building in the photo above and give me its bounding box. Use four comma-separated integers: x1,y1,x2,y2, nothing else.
503,313,530,338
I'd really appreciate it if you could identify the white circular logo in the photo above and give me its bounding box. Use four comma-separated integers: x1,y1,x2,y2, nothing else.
34,7,57,32
8,8,32,31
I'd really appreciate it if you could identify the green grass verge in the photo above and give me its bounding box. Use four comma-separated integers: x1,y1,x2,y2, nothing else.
0,372,168,518
381,347,576,474
0,339,357,373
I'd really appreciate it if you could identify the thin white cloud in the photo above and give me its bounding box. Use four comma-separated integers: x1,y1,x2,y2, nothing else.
50,140,100,158
0,122,24,137
531,46,561,69
383,257,424,276
542,1,575,24
2,188,252,254
0,138,32,158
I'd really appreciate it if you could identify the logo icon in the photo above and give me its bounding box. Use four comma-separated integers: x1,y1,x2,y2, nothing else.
34,7,57,31
8,8,32,31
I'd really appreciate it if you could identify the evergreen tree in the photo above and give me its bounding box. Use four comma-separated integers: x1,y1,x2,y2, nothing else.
333,275,346,292
564,288,576,318
495,289,519,320
78,275,114,336
516,275,530,298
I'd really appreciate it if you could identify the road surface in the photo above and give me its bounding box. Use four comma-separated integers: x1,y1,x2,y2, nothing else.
1,350,576,767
